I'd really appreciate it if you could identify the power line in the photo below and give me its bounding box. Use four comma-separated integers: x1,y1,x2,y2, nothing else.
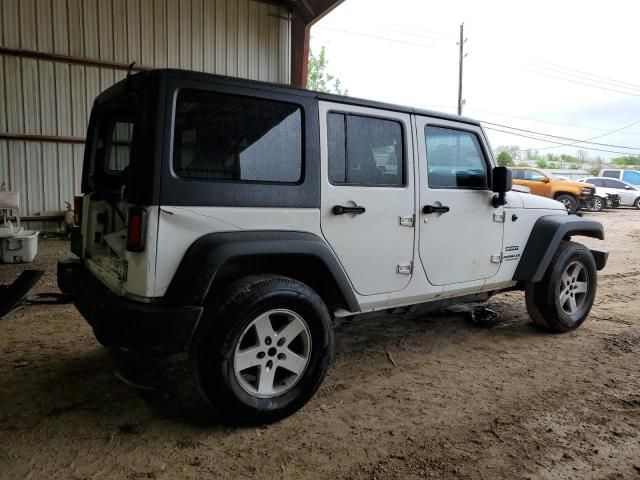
523,68,640,98
467,108,640,135
314,26,443,49
530,58,640,91
532,119,640,151
484,127,640,156
480,120,640,150
531,64,640,94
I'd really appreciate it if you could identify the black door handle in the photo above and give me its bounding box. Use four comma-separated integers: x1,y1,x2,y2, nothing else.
333,205,366,215
422,205,450,214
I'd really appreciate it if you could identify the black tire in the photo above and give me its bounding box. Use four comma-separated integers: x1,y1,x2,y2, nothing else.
555,194,579,213
589,196,604,212
635,197,640,209
191,275,333,425
525,241,597,333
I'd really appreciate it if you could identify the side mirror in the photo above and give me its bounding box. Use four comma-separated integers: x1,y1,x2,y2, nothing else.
542,177,550,183
492,167,512,208
625,185,631,190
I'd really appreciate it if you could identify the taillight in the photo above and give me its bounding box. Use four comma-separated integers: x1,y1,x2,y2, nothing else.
73,196,83,226
126,207,147,252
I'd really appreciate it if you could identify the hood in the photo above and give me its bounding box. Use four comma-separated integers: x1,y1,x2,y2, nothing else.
554,179,595,189
510,192,568,211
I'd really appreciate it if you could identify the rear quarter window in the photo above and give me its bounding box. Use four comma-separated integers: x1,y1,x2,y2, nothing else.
172,89,303,184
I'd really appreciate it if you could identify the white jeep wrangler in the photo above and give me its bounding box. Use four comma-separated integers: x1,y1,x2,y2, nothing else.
58,69,608,424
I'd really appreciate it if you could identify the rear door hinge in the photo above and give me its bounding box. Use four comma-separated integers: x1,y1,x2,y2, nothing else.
493,212,505,223
490,253,503,264
397,262,413,274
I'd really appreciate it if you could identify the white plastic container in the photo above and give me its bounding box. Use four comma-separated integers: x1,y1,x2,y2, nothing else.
1,230,39,263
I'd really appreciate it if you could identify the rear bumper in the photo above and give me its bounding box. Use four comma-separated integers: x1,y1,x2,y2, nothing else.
57,258,202,350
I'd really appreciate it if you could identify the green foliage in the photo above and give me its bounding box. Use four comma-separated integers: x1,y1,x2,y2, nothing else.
612,155,640,166
536,159,548,169
496,151,514,166
560,154,578,163
307,46,348,95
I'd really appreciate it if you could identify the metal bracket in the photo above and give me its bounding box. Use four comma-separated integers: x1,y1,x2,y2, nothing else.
493,212,505,223
490,254,503,264
397,262,413,274
399,214,415,227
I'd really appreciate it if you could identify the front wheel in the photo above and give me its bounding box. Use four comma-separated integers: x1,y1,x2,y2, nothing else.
191,275,333,424
555,194,579,213
635,197,640,209
587,196,604,212
525,241,597,333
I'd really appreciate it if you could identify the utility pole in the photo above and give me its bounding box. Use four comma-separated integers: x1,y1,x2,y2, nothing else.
457,23,467,116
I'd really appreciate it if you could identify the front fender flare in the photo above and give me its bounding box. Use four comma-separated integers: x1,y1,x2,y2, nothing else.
513,215,605,283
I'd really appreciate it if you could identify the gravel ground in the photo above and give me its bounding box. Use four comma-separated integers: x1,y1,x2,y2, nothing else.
0,209,639,479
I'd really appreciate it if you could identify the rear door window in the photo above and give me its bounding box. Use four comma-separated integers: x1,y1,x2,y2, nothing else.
173,89,302,183
588,178,604,187
601,170,618,178
327,113,404,186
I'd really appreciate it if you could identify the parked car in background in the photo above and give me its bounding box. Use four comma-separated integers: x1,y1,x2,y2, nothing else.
511,167,595,213
577,177,640,209
599,168,640,186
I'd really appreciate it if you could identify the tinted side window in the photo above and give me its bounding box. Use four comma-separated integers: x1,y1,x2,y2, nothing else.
601,170,618,178
173,89,302,183
511,169,523,180
588,178,604,187
108,121,134,172
523,170,546,181
425,126,488,189
622,171,640,185
328,113,404,186
604,179,623,188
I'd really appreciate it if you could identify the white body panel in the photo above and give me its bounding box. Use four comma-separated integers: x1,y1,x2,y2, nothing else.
154,207,322,296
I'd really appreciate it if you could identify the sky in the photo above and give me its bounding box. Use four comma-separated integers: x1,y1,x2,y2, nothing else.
310,0,640,160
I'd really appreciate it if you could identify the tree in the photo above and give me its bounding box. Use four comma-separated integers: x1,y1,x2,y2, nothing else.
496,151,514,166
612,155,640,166
307,46,348,95
536,159,548,169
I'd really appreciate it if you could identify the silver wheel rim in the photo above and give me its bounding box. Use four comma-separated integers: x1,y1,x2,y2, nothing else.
593,198,602,210
561,198,572,210
233,309,311,399
558,261,589,315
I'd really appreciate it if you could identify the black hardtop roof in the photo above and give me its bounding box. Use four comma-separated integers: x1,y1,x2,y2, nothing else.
96,68,481,127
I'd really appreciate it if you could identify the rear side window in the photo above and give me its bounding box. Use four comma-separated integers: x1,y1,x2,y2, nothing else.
622,171,640,185
108,121,134,172
601,170,618,178
425,126,488,189
587,178,604,187
327,113,404,187
173,89,302,183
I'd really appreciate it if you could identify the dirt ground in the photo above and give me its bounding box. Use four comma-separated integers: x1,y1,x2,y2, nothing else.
1,209,639,480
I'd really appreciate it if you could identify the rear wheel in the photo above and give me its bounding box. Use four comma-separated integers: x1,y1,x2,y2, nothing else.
526,241,597,333
191,275,333,424
555,194,579,213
